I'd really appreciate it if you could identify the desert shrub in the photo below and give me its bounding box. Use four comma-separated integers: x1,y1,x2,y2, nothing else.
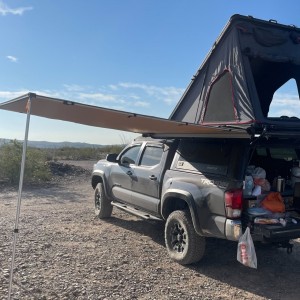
104,144,124,155
45,145,125,161
48,147,100,160
0,140,51,184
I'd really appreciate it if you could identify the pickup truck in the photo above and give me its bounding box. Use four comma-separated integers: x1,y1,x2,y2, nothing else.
92,135,300,265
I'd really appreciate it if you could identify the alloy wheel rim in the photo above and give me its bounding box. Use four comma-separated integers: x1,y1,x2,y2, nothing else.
95,190,101,210
170,222,187,253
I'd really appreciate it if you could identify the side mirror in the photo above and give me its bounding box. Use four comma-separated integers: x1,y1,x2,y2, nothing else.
106,153,118,162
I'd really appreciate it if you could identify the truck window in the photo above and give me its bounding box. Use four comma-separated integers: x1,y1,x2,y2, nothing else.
176,140,230,175
140,145,163,167
120,145,141,165
269,148,297,161
254,147,298,161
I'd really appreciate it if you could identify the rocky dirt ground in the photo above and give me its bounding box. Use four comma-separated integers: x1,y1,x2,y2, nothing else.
1,161,300,300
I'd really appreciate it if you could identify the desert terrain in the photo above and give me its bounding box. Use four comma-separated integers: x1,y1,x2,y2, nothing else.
1,161,300,300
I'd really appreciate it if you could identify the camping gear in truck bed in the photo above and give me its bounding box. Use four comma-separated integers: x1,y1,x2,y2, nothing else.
242,194,300,242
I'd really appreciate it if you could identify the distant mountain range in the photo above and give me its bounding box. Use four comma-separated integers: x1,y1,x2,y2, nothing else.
0,138,106,149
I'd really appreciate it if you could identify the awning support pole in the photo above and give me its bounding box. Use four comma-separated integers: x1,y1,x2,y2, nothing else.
8,94,32,300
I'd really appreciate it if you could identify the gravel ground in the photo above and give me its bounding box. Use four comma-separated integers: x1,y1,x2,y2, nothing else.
1,161,300,300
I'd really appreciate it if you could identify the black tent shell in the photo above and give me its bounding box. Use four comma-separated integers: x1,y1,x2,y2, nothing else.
170,15,300,134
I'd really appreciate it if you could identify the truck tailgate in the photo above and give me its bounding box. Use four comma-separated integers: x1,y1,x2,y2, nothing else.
242,213,300,242
259,222,300,241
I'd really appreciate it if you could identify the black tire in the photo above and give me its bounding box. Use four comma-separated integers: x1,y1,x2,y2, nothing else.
164,210,205,265
94,182,113,218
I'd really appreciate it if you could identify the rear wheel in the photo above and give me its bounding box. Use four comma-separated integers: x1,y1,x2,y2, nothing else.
94,182,113,218
164,210,205,265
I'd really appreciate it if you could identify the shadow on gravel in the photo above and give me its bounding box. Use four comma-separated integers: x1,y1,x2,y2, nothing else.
98,213,300,299
189,238,300,299
103,212,300,299
106,216,165,246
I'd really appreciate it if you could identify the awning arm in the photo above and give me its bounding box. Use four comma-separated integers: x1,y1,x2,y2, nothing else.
8,94,33,299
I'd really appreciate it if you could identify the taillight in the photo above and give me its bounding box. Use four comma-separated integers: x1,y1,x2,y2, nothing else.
225,189,243,219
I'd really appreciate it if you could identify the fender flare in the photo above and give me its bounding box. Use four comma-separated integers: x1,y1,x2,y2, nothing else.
91,171,110,198
161,189,204,236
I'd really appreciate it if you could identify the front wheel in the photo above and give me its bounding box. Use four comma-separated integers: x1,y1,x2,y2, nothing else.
94,182,113,218
164,210,205,265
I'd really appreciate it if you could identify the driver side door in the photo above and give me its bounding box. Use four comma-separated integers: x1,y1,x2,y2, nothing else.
109,143,142,203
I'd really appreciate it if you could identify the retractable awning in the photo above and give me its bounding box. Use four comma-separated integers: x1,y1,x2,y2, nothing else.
0,93,248,138
1,92,249,297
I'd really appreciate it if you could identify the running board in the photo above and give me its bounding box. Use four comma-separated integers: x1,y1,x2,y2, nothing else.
111,201,163,221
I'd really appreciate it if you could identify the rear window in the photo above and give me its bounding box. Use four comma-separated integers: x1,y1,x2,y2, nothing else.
255,147,298,161
140,145,163,167
176,140,230,175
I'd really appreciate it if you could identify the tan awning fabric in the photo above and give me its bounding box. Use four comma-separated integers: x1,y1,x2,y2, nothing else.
0,93,249,138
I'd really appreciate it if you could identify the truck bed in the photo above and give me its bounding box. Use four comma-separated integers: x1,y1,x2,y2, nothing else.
242,209,300,242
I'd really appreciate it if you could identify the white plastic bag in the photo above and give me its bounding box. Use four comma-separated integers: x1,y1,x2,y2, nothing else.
237,227,257,268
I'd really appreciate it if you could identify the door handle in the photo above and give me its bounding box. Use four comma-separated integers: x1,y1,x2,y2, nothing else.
149,175,157,180
127,171,133,176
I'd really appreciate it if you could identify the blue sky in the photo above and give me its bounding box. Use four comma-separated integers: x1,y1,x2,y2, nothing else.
0,0,299,144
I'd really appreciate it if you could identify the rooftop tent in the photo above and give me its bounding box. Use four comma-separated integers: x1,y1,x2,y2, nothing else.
170,14,300,132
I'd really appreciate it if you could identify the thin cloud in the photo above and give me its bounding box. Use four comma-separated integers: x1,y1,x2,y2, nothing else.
118,82,184,105
0,1,33,16
271,93,300,108
6,55,18,63
269,92,300,117
0,81,182,118
63,84,87,92
59,82,181,107
133,101,150,108
78,92,120,103
0,90,28,100
108,84,118,91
